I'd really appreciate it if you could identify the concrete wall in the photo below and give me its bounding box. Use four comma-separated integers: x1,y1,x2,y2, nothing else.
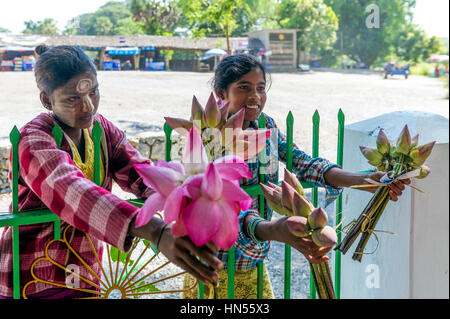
340,111,449,299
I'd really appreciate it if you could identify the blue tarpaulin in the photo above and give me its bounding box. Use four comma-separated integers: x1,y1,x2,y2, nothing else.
106,47,140,55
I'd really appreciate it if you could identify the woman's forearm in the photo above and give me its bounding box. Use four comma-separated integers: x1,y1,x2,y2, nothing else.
324,167,368,188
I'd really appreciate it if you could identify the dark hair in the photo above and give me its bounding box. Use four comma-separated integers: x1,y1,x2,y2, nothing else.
34,45,97,95
211,54,271,91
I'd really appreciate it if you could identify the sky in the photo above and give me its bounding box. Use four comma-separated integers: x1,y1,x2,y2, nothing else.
0,0,449,38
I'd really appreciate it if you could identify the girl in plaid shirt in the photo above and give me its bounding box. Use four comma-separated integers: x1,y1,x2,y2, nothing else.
0,45,222,298
183,54,410,299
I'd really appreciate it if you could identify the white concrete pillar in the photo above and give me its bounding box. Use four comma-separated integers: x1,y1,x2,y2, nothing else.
340,111,448,299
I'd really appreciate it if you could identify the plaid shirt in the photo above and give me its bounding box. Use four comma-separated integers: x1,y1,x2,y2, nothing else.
217,113,342,270
0,113,152,297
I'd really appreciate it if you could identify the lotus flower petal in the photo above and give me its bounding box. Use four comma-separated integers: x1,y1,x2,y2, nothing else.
134,163,182,197
212,200,240,249
183,197,222,247
163,186,187,224
410,141,435,167
396,125,411,155
204,93,221,127
201,163,223,201
213,155,252,180
283,168,305,196
219,101,230,122
311,226,337,247
359,146,383,167
183,127,208,175
171,213,188,237
416,165,431,179
410,134,419,149
155,160,186,176
376,129,390,155
184,174,203,199
308,207,328,229
191,95,204,121
135,192,165,227
222,108,245,132
164,117,192,136
292,192,314,217
222,179,252,211
281,181,296,210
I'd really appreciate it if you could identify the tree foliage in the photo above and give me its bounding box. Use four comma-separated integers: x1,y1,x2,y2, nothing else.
23,18,59,35
276,0,338,55
324,0,418,66
64,1,144,35
127,0,180,35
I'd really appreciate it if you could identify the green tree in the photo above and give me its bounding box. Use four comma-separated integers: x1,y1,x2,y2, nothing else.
65,1,144,35
178,0,249,54
276,0,338,64
325,0,416,67
0,27,11,33
393,24,444,63
23,18,59,35
127,0,180,35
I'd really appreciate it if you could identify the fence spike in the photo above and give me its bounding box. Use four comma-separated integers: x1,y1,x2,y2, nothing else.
51,124,63,149
313,110,320,125
338,108,345,125
9,126,20,146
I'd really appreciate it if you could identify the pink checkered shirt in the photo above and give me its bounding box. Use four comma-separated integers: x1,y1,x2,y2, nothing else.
0,113,152,297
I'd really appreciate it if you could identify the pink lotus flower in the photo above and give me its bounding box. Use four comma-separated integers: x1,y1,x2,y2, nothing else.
134,127,253,249
165,93,271,161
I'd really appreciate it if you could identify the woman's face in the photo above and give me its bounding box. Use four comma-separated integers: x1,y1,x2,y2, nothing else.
216,67,267,125
42,72,100,129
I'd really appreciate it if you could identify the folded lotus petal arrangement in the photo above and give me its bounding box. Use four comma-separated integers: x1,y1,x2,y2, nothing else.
260,168,337,299
334,125,435,262
165,93,271,161
134,127,255,249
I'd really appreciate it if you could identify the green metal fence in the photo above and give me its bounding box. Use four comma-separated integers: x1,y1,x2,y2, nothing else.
0,109,345,299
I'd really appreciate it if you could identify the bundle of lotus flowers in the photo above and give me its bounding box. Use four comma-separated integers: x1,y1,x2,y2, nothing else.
164,93,271,161
260,168,338,299
334,125,435,262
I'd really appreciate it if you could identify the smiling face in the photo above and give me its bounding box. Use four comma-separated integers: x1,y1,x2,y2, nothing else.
41,72,100,130
215,67,267,128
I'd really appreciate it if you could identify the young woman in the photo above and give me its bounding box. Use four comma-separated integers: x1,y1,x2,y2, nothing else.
0,45,222,299
182,54,410,299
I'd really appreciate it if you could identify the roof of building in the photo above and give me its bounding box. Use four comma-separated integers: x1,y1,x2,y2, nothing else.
0,34,247,51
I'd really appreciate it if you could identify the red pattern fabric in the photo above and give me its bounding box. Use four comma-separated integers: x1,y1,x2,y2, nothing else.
0,113,152,297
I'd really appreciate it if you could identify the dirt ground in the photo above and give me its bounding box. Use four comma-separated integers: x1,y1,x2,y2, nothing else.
1,69,448,163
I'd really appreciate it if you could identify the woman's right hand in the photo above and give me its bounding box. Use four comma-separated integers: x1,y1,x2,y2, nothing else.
129,217,223,284
157,224,223,284
273,216,331,264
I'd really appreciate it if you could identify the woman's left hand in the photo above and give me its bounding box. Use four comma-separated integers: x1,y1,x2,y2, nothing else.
364,171,411,201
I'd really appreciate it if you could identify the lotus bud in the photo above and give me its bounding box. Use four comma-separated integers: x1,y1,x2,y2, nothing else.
415,165,431,179
281,181,296,210
308,207,328,229
292,192,314,217
286,216,309,237
283,168,305,196
396,125,411,155
204,93,221,127
410,134,419,149
219,101,230,122
311,226,338,247
376,129,390,155
164,117,193,136
222,108,245,132
191,96,205,121
360,146,383,167
260,183,291,215
410,141,435,168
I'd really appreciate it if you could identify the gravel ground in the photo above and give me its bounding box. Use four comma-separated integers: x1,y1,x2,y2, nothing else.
0,69,448,298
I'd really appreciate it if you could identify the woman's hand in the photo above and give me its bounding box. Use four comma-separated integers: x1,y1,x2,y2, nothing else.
129,217,223,284
158,224,223,284
260,216,331,264
365,171,411,201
